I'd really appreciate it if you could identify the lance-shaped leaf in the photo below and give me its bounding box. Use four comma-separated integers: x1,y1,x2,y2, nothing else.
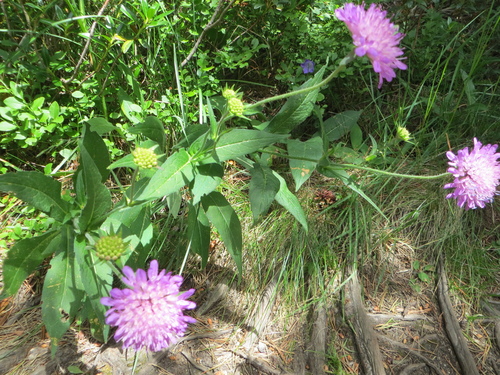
273,171,308,232
128,116,166,153
187,203,211,268
249,163,280,223
78,144,112,231
2,230,61,298
138,149,194,201
214,129,286,162
74,236,112,342
265,66,326,134
42,226,85,350
0,172,70,222
321,110,362,142
191,163,223,205
80,124,110,183
201,192,242,275
288,137,323,191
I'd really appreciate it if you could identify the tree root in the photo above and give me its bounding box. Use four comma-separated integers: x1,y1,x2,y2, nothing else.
399,363,427,375
307,303,327,375
437,260,480,375
377,334,443,374
233,350,294,375
344,269,386,375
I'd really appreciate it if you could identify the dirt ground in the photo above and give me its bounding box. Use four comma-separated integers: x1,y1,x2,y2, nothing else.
1,242,499,375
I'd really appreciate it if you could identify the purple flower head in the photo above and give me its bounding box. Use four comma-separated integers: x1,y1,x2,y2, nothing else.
101,260,196,351
301,59,315,74
335,3,407,88
444,138,500,210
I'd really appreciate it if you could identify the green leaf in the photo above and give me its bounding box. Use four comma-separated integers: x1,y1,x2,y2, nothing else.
322,110,362,142
42,226,85,345
67,365,84,374
2,230,61,297
31,97,45,111
187,203,210,268
49,101,60,119
74,236,112,342
108,153,136,170
265,66,326,134
118,88,142,124
191,163,223,205
0,171,70,222
129,116,166,153
201,192,242,275
81,125,110,183
0,121,16,131
138,149,194,201
214,129,286,162
273,171,308,232
78,142,112,232
249,163,280,222
350,123,363,149
86,117,117,135
122,39,134,53
3,96,25,110
287,137,323,191
418,272,430,283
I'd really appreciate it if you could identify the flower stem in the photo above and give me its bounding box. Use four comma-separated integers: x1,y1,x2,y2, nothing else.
246,50,357,110
327,164,449,180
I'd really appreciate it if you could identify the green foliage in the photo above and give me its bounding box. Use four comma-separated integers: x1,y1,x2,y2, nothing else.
0,0,498,357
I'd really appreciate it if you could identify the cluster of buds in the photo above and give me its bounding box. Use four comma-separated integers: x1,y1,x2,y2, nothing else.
222,87,244,117
95,234,126,261
132,147,158,169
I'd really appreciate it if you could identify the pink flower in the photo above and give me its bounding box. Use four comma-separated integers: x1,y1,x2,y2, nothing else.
335,3,407,88
444,138,500,210
101,260,196,351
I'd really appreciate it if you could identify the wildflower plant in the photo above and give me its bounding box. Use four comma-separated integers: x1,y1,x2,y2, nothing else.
0,2,496,355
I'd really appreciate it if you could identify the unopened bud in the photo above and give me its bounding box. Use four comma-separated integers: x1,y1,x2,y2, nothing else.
222,88,237,99
95,235,126,261
396,126,411,142
132,148,158,169
228,97,244,117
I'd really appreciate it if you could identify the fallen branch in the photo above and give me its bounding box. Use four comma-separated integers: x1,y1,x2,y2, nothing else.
181,0,237,67
62,0,111,84
437,260,480,375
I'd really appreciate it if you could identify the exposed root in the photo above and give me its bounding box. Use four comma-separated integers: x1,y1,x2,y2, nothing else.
437,260,480,375
399,363,427,375
344,269,386,375
377,334,443,374
233,350,294,375
307,303,326,375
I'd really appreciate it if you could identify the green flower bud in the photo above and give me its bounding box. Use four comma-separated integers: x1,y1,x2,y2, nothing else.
222,88,237,99
228,97,244,117
95,235,126,261
132,148,158,169
396,126,411,142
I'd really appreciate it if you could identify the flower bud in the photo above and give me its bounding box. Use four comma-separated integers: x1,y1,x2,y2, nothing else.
95,235,126,261
396,126,411,142
228,97,244,117
222,88,237,99
132,148,158,169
